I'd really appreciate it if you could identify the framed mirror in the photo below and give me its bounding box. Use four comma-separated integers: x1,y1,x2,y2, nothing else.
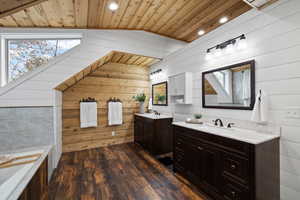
152,81,168,106
202,60,255,110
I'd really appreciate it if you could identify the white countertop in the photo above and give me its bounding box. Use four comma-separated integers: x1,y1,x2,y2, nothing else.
0,145,52,200
135,113,173,119
173,122,280,144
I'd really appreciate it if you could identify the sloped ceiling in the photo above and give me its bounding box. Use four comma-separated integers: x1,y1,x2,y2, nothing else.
55,51,160,91
0,0,252,42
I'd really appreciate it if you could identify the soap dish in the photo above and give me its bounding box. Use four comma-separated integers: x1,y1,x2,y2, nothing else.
185,118,203,124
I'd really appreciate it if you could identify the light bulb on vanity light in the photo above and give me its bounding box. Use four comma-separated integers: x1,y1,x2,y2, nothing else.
214,46,222,57
205,49,213,60
237,34,247,49
226,40,236,53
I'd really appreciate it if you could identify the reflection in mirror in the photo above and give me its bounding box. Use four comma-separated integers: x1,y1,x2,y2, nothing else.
152,82,168,106
202,60,255,110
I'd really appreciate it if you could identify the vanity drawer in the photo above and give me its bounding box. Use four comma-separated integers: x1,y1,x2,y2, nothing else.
222,153,250,185
173,125,250,157
222,176,250,200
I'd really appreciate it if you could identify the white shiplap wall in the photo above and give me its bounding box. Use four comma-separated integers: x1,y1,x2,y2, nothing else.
151,0,300,199
0,29,186,107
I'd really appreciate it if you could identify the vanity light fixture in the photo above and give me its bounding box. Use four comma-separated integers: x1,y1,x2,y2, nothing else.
225,40,236,53
150,69,162,82
150,69,162,76
108,1,119,11
219,16,228,24
205,34,246,60
198,30,205,36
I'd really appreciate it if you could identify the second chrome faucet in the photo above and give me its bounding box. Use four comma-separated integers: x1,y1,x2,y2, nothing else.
213,119,235,128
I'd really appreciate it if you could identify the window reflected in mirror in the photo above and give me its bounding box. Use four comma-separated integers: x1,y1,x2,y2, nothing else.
202,60,255,110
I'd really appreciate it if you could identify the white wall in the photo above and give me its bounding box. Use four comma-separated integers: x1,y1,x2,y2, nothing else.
0,28,186,107
52,90,62,171
151,0,300,199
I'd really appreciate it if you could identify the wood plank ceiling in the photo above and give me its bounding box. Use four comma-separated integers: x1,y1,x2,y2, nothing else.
0,0,252,42
55,51,160,91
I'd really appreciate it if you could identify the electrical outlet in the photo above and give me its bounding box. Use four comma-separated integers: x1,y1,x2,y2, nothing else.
286,107,300,119
112,131,116,136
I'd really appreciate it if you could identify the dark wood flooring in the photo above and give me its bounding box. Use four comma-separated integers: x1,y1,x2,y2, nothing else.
49,143,205,200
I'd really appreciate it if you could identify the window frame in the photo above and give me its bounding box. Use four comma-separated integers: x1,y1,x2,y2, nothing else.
0,33,82,87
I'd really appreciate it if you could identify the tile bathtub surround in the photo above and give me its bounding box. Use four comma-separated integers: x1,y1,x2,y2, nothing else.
151,0,300,199
0,107,54,152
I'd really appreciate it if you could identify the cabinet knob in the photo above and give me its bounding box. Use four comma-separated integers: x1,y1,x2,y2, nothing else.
197,146,203,150
231,164,236,169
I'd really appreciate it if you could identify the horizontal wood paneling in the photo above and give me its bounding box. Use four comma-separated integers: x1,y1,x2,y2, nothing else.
55,51,158,91
62,62,150,152
0,0,252,42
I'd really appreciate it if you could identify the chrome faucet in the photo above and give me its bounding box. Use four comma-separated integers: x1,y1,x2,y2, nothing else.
213,119,224,127
227,123,235,128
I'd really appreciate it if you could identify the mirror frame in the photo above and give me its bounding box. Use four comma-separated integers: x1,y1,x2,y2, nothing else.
202,60,255,110
152,81,168,106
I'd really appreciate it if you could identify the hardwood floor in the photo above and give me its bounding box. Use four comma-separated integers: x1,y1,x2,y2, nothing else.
49,143,206,200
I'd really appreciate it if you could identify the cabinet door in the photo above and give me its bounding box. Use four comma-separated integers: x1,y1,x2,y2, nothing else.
143,118,154,153
153,119,173,155
168,76,176,95
175,74,185,95
193,143,222,198
174,137,190,174
134,117,144,146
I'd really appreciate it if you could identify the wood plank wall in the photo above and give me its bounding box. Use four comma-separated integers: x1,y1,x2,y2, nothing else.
62,62,150,152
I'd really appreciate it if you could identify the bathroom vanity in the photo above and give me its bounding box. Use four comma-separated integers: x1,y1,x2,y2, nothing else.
173,122,280,200
134,113,173,155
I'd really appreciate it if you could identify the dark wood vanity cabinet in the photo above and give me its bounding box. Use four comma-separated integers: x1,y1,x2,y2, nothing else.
18,157,48,200
134,115,173,155
173,125,280,200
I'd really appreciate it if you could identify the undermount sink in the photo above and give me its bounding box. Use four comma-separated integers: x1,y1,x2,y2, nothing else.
135,113,173,119
203,123,234,130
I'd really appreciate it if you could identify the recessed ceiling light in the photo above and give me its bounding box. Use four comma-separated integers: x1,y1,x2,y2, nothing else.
219,16,228,24
108,1,119,11
198,30,205,36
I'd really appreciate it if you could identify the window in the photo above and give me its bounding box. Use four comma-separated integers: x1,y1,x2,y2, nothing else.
214,71,226,87
6,39,80,83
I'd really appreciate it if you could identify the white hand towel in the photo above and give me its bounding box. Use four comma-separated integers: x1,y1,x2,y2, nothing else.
260,90,269,122
108,102,123,125
80,102,97,128
251,93,261,122
251,90,269,123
